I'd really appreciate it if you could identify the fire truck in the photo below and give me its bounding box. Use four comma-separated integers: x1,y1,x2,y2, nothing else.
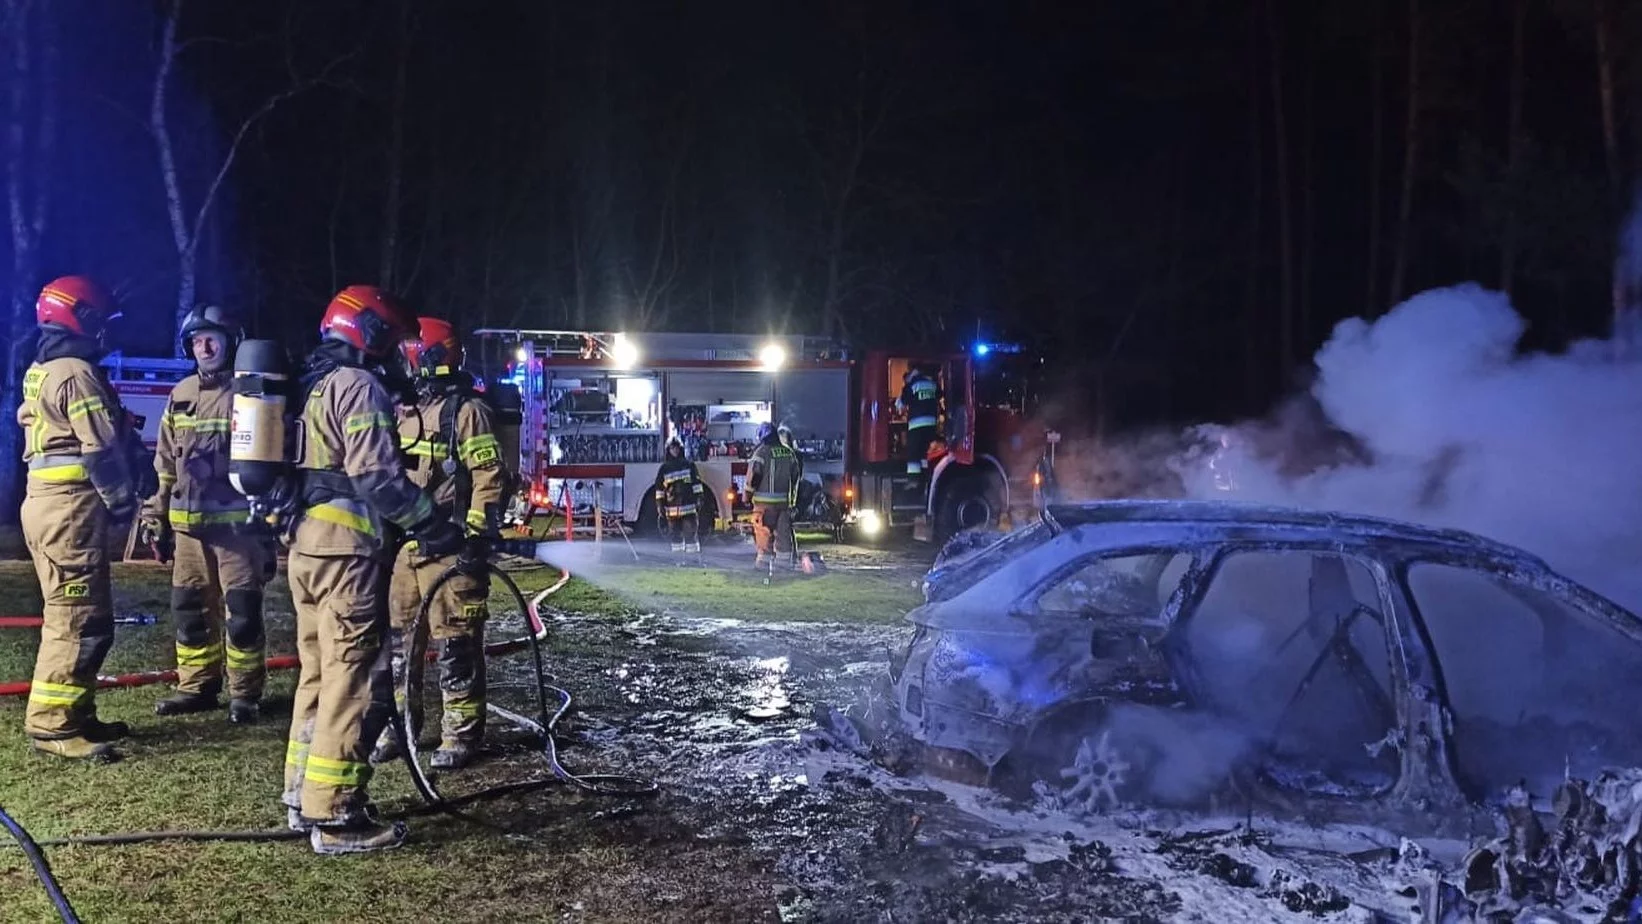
101,353,194,451
469,330,1056,542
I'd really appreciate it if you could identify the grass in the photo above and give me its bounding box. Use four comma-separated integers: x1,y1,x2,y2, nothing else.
536,529,929,626
0,560,784,923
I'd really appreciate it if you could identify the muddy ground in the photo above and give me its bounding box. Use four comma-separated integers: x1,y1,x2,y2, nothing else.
503,535,1443,923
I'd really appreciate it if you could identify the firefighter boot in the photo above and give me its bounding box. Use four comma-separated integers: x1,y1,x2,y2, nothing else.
228,698,260,725
32,736,120,763
310,819,408,855
155,690,221,716
430,633,484,771
430,742,476,770
685,540,701,553
83,717,131,742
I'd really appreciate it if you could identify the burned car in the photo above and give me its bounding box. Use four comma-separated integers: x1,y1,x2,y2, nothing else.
874,500,1642,835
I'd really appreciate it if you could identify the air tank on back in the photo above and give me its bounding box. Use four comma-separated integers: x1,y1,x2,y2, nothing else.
229,339,290,500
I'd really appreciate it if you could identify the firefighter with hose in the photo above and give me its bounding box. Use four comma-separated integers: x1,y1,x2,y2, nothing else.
745,422,799,568
371,316,507,771
279,286,466,853
142,305,272,725
16,277,136,762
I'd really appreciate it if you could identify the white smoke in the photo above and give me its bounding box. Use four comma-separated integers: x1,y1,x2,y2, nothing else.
1178,282,1642,612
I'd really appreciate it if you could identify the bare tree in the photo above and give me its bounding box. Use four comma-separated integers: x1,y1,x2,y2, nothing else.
1263,0,1295,369
1501,0,1528,298
150,0,349,351
378,0,414,290
2,0,57,522
1389,0,1423,305
1366,0,1385,316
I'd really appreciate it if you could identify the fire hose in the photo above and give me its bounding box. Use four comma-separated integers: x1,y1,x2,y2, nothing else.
1,558,658,923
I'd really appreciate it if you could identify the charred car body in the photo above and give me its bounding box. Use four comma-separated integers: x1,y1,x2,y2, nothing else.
867,500,1642,836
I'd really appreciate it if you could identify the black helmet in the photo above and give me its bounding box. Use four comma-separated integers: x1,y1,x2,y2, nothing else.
666,436,684,455
179,304,243,360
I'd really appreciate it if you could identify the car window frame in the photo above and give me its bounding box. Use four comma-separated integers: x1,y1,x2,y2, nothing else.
1015,545,1207,629
1164,541,1414,800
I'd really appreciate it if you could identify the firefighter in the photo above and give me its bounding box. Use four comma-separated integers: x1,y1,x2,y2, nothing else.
653,436,705,552
18,276,136,762
895,366,943,477
281,285,465,854
142,305,271,724
371,316,507,771
745,422,799,567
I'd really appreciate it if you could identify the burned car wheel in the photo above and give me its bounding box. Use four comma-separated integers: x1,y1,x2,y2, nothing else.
994,702,1161,814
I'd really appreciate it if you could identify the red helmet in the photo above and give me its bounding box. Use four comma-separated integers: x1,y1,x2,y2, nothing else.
402,316,463,377
36,276,119,337
319,285,413,359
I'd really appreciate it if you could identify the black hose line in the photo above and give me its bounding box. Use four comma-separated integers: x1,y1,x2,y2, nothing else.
3,555,657,918
398,561,658,812
0,802,82,924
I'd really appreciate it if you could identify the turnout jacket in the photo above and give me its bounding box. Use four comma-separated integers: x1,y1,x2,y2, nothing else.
896,373,942,431
143,372,249,533
397,389,509,535
19,346,135,515
653,456,705,518
747,441,799,507
292,365,434,558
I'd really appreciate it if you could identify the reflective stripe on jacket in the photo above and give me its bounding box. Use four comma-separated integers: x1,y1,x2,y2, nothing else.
143,373,249,534
18,357,134,511
293,366,431,556
748,442,798,507
398,391,509,534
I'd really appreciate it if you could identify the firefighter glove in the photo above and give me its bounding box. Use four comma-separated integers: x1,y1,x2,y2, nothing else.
411,516,465,559
455,536,491,575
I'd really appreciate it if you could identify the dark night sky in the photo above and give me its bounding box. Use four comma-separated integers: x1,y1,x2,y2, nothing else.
4,0,1638,432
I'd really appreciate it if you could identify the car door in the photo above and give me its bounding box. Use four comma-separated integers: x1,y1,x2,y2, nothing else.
1171,547,1405,799
1398,558,1642,802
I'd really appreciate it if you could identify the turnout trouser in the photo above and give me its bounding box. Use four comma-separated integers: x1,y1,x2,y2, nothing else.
752,503,795,561
171,530,269,700
282,550,395,825
666,513,699,545
22,486,114,740
386,542,489,748
906,424,936,475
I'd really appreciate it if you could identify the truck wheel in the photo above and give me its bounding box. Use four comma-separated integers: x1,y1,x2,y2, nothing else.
634,496,659,537
934,473,1003,541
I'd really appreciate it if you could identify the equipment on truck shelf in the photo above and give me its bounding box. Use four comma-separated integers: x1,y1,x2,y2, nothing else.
470,329,1056,542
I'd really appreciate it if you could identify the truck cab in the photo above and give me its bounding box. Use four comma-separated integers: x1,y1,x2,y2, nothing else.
849,349,1052,541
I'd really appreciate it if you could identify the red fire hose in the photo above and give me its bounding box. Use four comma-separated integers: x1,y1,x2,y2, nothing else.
0,567,566,699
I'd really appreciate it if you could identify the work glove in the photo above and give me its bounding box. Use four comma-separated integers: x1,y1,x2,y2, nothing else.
106,493,138,531
411,516,465,560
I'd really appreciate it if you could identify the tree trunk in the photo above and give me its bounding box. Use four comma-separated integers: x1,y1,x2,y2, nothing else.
1595,0,1626,335
150,0,193,353
1264,0,1295,372
379,0,410,290
1298,26,1316,352
1501,0,1527,298
1244,2,1265,408
1389,0,1422,306
1366,0,1385,316
2,0,55,525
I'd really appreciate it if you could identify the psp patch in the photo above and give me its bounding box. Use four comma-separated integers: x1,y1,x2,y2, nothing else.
469,446,498,466
63,582,89,599
462,603,488,620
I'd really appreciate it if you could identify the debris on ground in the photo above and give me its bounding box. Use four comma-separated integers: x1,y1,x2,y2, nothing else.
1446,771,1642,922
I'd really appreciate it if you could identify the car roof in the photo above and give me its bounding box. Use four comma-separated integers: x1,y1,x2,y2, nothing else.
1042,499,1546,568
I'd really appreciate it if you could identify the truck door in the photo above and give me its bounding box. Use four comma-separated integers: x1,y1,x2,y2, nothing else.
941,357,974,465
